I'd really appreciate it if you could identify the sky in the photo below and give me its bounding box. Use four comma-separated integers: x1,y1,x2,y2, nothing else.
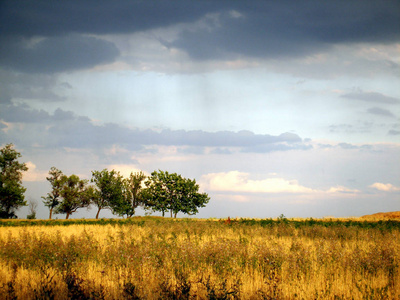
0,0,399,219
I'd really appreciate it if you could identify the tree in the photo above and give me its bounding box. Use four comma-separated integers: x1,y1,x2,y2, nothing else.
27,199,38,219
144,170,210,218
91,169,125,219
55,174,92,219
42,167,64,219
0,144,28,219
123,171,146,217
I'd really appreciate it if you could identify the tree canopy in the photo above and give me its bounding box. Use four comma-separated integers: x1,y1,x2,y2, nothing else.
42,167,64,219
144,170,210,218
123,171,146,217
55,174,92,219
91,169,126,219
0,144,28,219
39,167,210,219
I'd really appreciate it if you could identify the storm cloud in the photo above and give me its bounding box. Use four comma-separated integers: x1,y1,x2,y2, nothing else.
0,35,119,73
168,1,400,60
1,1,399,72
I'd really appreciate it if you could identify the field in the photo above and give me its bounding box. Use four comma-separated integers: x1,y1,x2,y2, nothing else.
0,217,399,299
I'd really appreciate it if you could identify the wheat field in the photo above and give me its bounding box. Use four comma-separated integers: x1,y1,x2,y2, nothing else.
0,217,399,299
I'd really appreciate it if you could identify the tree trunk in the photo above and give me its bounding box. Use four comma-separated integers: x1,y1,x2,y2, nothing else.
66,212,70,219
174,212,177,218
49,208,53,220
170,209,173,218
95,207,101,219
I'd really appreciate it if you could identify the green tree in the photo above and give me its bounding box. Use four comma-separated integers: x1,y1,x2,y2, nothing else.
42,167,64,219
144,170,210,218
123,171,146,217
55,174,92,219
0,144,28,219
91,169,126,219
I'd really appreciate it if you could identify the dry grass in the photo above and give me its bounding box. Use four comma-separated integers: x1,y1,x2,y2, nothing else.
0,217,399,299
361,211,400,220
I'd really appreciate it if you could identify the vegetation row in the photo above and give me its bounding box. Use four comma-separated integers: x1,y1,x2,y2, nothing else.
1,144,209,220
1,216,400,231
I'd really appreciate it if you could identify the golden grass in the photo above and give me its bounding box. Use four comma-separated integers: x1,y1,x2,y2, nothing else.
0,218,399,299
361,211,400,220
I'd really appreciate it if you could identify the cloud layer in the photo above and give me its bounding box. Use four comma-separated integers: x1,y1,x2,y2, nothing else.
0,103,310,153
200,171,360,195
1,1,399,73
0,35,119,73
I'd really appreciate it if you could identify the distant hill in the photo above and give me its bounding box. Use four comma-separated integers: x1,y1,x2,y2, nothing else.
361,211,400,220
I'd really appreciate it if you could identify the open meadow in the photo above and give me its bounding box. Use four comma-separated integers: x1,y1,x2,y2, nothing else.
0,217,399,299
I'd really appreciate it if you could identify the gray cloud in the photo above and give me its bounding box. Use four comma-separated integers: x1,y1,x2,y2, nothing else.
318,144,334,149
388,129,400,136
169,1,400,60
367,107,396,118
241,143,313,153
47,123,306,151
341,91,399,104
0,103,309,152
0,103,52,123
0,71,66,102
177,147,206,155
0,1,215,37
329,122,373,134
338,143,373,150
53,109,76,121
0,0,398,71
0,104,76,123
0,35,119,73
210,148,233,155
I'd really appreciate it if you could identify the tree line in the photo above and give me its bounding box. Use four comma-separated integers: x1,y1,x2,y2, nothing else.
0,144,210,219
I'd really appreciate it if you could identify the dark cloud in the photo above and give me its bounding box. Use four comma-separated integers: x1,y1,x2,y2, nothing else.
1,104,309,152
0,104,76,123
0,0,216,37
0,96,12,105
169,1,400,60
367,107,396,118
147,129,302,147
0,35,119,73
0,103,52,123
0,0,398,69
388,129,400,136
47,123,306,151
0,71,66,102
53,109,76,121
341,91,399,104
